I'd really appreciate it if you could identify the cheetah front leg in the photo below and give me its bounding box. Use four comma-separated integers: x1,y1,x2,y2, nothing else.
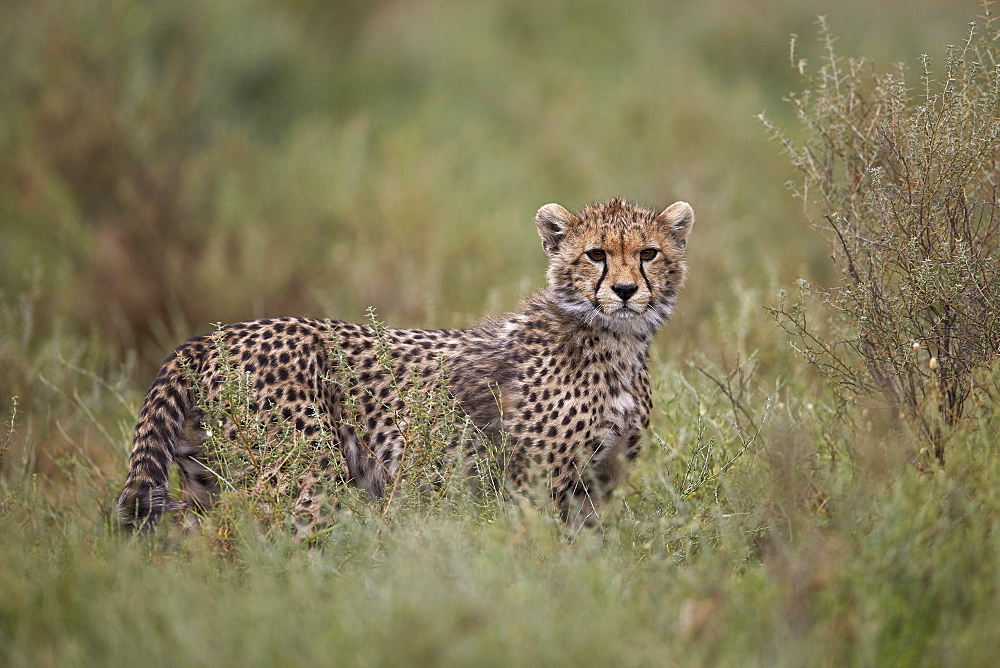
558,431,642,529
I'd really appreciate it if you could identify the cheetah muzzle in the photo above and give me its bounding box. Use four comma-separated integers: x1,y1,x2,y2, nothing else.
116,198,694,533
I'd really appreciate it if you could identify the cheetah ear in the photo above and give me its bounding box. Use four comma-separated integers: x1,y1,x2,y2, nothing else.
656,201,694,246
535,203,577,255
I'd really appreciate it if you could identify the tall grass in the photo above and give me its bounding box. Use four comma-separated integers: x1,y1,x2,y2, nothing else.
2,0,999,665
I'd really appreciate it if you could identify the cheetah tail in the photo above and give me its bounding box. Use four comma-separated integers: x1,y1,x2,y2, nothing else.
115,358,190,531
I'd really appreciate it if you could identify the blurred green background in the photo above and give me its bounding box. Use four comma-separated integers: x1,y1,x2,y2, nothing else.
0,0,970,347
0,0,975,480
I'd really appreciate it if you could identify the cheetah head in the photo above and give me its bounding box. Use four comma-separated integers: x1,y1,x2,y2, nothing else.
535,198,694,336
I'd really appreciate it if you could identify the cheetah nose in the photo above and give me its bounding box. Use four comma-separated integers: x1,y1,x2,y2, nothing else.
612,283,638,301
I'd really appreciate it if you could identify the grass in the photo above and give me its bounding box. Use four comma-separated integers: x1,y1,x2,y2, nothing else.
2,0,1000,665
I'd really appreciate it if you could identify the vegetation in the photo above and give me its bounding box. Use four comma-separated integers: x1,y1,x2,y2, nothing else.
2,0,999,665
762,14,1000,461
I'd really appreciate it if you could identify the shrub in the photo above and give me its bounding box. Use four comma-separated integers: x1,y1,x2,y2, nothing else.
761,6,1000,460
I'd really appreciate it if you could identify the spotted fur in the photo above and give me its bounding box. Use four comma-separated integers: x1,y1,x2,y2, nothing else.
116,198,694,531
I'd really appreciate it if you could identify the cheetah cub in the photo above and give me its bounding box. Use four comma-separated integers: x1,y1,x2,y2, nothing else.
117,198,694,531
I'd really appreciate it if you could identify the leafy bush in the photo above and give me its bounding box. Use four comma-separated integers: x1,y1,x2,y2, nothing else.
762,6,1000,459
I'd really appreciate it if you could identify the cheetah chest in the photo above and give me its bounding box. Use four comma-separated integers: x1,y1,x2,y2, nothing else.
523,351,650,448
595,377,649,440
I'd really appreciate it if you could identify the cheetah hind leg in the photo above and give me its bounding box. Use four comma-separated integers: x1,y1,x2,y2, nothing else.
291,471,346,543
173,420,221,531
290,449,354,543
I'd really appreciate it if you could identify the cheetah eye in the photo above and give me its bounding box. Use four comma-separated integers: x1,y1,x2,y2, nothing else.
639,248,659,261
585,249,607,262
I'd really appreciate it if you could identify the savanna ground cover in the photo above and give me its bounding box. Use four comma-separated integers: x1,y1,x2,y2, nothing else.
3,1,1000,665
